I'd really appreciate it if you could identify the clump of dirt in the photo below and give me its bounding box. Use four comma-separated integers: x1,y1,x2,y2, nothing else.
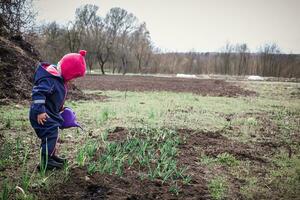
178,129,269,163
67,90,108,101
107,126,127,142
0,36,39,103
75,75,257,97
66,82,108,101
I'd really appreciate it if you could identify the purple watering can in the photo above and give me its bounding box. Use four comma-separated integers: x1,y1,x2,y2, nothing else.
60,107,83,130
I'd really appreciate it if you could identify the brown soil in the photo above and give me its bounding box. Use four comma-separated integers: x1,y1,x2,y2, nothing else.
75,75,256,97
41,167,209,200
0,36,39,103
40,128,276,200
107,126,128,142
179,129,269,163
66,83,108,102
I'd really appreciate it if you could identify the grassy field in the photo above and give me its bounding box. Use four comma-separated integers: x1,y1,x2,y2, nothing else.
0,81,299,199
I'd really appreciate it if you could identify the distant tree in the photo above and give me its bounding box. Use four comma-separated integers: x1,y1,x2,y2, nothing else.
38,22,67,63
105,7,138,74
131,22,152,72
220,42,234,74
65,21,82,52
75,4,98,36
74,4,99,71
88,14,114,75
283,54,298,78
0,0,36,36
235,43,250,75
258,43,281,76
185,51,198,73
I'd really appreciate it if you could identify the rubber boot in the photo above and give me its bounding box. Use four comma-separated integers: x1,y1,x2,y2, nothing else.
38,156,63,171
51,155,67,164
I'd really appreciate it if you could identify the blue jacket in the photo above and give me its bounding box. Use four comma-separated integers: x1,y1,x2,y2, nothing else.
29,63,66,128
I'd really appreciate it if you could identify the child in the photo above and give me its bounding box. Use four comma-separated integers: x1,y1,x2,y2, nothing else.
29,50,87,170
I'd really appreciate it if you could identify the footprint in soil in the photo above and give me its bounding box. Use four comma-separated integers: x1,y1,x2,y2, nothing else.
84,184,109,200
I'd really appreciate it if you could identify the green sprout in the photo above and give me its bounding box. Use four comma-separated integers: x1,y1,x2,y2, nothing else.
1,179,12,200
76,148,86,167
39,140,48,177
208,176,228,200
87,162,97,175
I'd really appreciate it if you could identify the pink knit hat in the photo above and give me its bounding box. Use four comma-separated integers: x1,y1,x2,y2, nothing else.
59,50,87,82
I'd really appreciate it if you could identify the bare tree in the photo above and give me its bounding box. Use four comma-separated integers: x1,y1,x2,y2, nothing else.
38,22,67,63
75,4,98,36
0,0,36,36
105,7,138,74
74,4,99,72
65,21,82,52
185,51,199,74
220,42,234,74
92,16,112,74
258,43,281,76
235,43,250,75
131,22,152,72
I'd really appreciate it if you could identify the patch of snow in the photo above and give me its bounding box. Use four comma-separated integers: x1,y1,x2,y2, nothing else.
176,74,197,79
198,74,211,79
247,75,264,81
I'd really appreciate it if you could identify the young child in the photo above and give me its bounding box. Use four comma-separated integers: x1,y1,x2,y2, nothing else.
29,50,87,170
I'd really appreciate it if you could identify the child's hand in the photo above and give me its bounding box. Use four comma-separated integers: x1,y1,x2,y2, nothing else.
37,113,49,125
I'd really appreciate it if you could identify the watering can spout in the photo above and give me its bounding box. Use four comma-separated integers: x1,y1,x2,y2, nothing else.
76,123,84,130
60,107,83,130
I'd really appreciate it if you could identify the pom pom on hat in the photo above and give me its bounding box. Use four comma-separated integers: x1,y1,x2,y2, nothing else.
59,50,87,82
79,50,87,57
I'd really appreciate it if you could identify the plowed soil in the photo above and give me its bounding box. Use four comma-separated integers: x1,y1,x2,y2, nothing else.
40,128,275,200
75,75,256,97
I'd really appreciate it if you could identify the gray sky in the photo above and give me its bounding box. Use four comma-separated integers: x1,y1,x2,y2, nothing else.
34,0,300,53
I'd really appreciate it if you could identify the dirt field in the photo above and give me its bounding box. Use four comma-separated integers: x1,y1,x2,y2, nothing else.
38,127,288,200
75,75,256,97
39,129,211,200
1,77,299,200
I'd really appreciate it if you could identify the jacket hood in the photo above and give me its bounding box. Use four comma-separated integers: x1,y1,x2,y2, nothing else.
34,62,62,84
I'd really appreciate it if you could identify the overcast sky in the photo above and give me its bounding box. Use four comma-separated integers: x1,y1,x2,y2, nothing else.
33,0,300,53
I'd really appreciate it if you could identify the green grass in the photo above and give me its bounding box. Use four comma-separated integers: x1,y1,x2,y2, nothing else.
199,155,217,166
66,89,299,135
239,177,260,199
20,147,31,192
1,179,13,200
200,152,239,167
0,141,14,170
217,153,239,166
269,153,300,196
0,107,30,130
208,176,228,200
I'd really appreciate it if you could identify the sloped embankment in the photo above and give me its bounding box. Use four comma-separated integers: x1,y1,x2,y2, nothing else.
0,36,39,103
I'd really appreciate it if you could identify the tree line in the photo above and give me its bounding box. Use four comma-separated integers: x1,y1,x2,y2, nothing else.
1,2,299,78
149,43,300,78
